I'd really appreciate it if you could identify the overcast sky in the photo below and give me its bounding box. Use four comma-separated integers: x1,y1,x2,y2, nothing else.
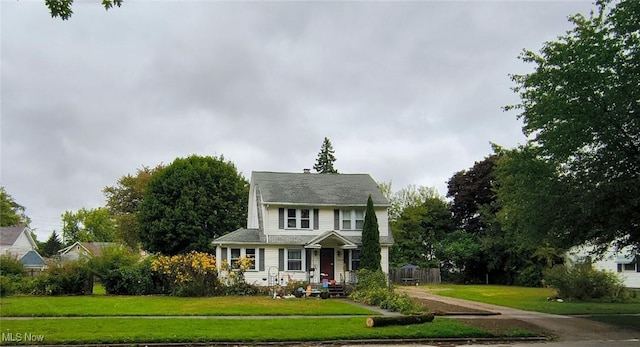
1,0,596,240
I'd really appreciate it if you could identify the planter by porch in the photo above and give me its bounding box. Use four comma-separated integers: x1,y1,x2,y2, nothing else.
320,291,330,299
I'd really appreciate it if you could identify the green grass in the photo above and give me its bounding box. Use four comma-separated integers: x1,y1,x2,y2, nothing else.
421,284,640,315
0,296,376,317
0,317,503,345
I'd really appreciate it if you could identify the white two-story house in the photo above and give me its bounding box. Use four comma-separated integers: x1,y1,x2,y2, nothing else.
212,171,393,287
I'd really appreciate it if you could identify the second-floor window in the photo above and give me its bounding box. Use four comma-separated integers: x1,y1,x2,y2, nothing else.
341,209,365,230
285,208,313,229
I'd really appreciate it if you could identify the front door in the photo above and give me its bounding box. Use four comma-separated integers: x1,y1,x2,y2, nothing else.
320,248,334,281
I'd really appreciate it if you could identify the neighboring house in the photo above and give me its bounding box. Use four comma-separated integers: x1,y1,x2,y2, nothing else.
568,245,640,288
58,242,116,261
212,171,393,287
0,225,38,259
20,250,46,276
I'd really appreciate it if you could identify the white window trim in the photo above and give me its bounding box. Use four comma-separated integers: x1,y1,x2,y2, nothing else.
285,248,305,272
245,248,257,271
285,208,313,230
226,247,259,271
341,209,365,230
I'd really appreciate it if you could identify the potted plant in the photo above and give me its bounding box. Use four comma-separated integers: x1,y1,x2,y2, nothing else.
320,288,330,299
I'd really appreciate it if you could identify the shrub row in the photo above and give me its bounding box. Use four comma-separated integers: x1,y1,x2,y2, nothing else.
0,247,260,297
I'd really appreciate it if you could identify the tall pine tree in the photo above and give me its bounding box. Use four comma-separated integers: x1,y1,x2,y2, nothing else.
313,137,338,174
360,195,381,271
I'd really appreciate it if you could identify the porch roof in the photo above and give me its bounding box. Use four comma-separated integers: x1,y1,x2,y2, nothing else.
212,228,394,247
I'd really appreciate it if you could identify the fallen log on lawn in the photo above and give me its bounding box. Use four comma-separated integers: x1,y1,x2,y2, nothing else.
366,313,434,327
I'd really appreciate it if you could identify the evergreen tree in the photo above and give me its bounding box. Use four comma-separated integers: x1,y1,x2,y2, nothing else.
313,137,338,174
360,195,381,271
38,231,63,258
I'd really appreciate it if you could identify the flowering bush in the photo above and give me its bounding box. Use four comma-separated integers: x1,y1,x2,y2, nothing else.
218,256,258,295
152,251,219,296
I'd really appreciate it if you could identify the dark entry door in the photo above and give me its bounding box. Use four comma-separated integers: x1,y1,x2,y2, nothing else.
320,248,334,281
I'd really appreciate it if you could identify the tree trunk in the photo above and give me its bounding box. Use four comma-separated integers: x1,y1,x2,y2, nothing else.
366,314,434,327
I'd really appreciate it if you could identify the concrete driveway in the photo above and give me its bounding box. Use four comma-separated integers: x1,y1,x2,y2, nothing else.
396,286,639,346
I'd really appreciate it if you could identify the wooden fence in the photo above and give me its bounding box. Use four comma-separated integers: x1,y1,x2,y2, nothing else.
388,268,441,285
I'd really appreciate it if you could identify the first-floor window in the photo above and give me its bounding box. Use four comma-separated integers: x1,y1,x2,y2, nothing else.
351,250,360,271
287,249,302,271
230,248,241,269
245,248,256,270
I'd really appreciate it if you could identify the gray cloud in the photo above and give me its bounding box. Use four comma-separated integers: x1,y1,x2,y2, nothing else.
1,0,595,239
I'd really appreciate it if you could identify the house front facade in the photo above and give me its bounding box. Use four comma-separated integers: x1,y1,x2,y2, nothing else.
212,171,392,287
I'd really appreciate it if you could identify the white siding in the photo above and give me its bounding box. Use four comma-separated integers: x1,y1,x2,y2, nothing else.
0,230,36,259
247,184,259,229
381,246,390,273
569,245,640,288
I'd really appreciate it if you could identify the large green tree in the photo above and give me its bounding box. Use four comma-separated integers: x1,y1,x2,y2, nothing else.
390,196,455,268
62,207,116,244
504,0,640,252
313,137,338,174
446,154,552,286
103,165,163,249
38,231,63,258
138,155,249,255
0,186,30,227
381,182,439,222
360,195,381,271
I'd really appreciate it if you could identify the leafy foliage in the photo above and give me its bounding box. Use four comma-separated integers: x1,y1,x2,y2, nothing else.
62,207,116,244
505,0,640,252
0,255,27,276
33,260,92,295
86,244,147,294
543,260,628,302
313,137,338,174
360,195,381,271
103,165,164,249
0,186,30,227
152,251,219,296
138,155,248,255
390,196,454,268
381,182,440,222
218,257,258,296
350,269,422,314
45,0,123,20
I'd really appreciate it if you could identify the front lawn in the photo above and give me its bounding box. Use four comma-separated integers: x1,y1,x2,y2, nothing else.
0,295,375,317
0,317,508,345
421,284,640,315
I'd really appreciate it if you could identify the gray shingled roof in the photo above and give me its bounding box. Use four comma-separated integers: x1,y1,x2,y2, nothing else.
20,250,45,267
0,225,28,245
212,229,265,244
213,228,394,246
251,171,389,206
